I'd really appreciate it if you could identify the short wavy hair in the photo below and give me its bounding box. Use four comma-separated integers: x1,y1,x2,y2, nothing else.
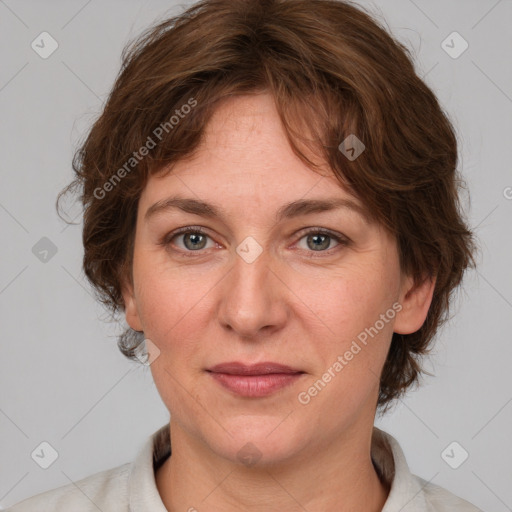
57,0,476,409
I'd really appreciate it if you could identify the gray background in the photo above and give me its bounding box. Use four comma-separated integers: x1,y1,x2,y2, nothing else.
1,0,511,509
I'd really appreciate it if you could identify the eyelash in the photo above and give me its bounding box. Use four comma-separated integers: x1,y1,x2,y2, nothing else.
159,225,350,258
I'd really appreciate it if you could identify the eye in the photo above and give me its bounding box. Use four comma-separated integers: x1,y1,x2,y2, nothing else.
160,226,350,257
295,228,349,256
161,226,216,253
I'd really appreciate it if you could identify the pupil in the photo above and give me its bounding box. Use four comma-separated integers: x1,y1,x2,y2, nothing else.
309,234,329,251
186,233,206,250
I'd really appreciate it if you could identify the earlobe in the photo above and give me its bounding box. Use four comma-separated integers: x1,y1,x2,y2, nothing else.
393,274,436,335
121,278,144,332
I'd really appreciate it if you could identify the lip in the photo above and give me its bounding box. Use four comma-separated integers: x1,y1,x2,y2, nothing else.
206,362,305,397
207,361,302,375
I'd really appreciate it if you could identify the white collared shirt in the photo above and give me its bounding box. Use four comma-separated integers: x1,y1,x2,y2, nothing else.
7,424,483,511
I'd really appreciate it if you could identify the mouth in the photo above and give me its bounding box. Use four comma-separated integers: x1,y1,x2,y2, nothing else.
207,361,303,375
206,361,305,397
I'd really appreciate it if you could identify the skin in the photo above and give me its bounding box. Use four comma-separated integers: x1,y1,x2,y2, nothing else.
122,92,435,512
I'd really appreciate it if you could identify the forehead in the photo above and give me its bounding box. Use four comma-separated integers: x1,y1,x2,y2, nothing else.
140,93,368,221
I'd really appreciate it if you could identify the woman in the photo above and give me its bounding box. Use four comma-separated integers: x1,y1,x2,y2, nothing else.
8,0,482,510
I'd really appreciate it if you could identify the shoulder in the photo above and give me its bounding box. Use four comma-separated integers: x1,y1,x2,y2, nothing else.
6,462,131,511
6,423,170,512
415,475,484,512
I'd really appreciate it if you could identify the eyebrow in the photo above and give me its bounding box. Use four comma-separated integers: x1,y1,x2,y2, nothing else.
144,195,370,224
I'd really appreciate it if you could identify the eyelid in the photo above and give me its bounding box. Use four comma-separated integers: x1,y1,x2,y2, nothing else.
295,226,350,243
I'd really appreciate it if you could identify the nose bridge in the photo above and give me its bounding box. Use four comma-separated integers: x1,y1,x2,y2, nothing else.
217,238,287,338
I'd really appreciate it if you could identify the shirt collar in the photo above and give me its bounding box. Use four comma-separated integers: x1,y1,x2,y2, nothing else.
128,423,430,511
372,426,430,511
128,423,170,512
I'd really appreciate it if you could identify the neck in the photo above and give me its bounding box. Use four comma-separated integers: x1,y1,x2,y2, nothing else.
155,421,390,512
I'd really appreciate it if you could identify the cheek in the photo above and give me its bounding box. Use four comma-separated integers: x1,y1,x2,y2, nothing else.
313,264,399,343
133,258,216,355
295,273,397,424
298,259,399,409
135,266,214,416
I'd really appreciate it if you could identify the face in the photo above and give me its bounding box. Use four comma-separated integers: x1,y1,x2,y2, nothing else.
123,93,434,465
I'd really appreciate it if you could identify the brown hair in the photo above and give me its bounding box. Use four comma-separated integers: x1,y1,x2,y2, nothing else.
57,0,476,409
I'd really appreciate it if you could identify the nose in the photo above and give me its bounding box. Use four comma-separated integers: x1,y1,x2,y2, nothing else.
216,243,289,340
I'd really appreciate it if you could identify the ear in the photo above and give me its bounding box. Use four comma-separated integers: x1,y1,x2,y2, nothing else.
393,273,436,335
120,275,144,332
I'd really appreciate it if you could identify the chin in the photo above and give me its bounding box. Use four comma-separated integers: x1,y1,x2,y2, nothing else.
206,414,308,467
